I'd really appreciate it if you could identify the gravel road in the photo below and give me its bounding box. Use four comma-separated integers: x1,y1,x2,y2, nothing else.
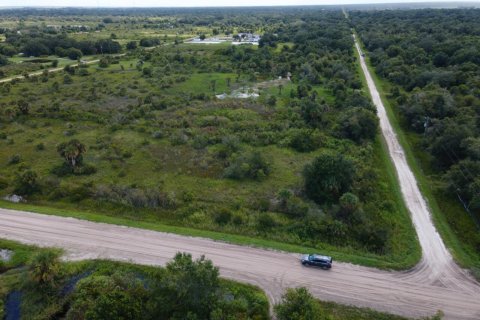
0,36,479,319
0,209,479,319
354,33,476,286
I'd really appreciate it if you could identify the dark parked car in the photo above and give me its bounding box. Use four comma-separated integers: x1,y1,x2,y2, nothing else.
301,254,333,269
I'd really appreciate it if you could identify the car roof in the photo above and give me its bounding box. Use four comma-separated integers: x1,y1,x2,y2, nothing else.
311,254,332,261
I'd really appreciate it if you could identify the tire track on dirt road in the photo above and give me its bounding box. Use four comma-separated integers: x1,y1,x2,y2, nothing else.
1,208,480,319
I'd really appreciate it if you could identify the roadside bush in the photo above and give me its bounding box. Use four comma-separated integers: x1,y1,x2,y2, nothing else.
94,185,177,209
214,208,232,225
257,213,276,231
14,170,39,195
224,151,271,180
232,212,246,225
99,57,110,68
0,176,8,190
339,108,378,142
28,250,62,288
126,41,137,50
149,252,220,319
281,196,309,218
67,272,148,320
275,287,321,320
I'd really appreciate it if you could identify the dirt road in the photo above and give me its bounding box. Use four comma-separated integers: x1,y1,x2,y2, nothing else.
354,34,476,286
0,208,479,319
0,59,102,84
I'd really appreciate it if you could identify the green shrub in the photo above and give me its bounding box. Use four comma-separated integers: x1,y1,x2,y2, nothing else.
303,152,355,204
257,213,276,231
232,212,245,225
214,208,232,225
216,135,240,159
339,107,378,142
192,134,210,150
14,170,39,195
285,128,322,152
67,272,148,320
52,163,96,176
152,131,163,139
275,288,321,320
224,151,271,180
8,154,21,165
35,143,45,151
169,131,188,145
94,185,177,209
0,176,8,189
78,68,89,76
67,47,83,60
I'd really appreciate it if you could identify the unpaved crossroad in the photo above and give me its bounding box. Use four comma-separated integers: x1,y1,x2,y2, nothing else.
0,208,479,319
0,36,479,319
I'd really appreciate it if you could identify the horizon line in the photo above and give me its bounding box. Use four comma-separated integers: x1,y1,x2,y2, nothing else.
1,1,480,9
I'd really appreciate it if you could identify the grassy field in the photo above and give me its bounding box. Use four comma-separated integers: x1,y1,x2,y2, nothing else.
0,11,425,272
0,37,421,270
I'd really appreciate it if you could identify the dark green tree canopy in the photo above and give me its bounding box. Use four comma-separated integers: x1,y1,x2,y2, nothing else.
303,152,355,204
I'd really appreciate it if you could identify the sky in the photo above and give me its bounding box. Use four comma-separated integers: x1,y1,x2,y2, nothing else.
1,0,475,8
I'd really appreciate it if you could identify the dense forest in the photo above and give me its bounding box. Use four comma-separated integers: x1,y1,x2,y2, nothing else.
351,9,480,264
0,8,419,268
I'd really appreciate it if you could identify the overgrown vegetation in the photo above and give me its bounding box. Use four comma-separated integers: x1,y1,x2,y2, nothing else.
0,7,419,268
0,242,269,319
274,287,443,320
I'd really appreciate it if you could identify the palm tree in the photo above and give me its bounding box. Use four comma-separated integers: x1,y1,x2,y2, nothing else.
57,139,86,168
29,251,61,286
